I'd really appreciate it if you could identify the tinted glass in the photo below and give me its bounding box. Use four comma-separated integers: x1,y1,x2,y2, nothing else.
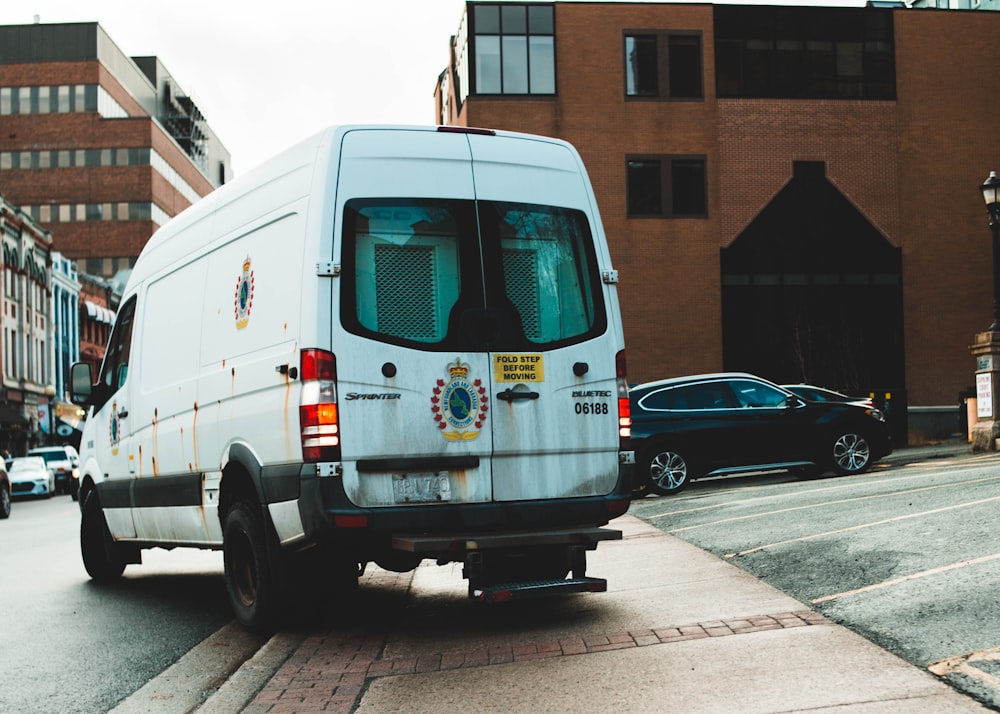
730,379,788,408
625,35,658,97
488,202,599,344
347,201,464,344
671,159,707,216
627,160,662,216
342,199,605,350
668,35,702,99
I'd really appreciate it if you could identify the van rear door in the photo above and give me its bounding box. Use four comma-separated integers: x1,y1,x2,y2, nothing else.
333,128,619,509
334,129,494,508
469,134,620,500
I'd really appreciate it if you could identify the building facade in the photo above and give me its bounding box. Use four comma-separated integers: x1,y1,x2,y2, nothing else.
49,251,81,438
0,22,231,279
0,192,56,454
910,0,1000,10
435,1,1000,444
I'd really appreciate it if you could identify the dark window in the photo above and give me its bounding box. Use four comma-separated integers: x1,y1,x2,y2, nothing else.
94,296,136,409
714,5,896,100
625,31,703,100
472,3,555,95
627,156,707,218
340,198,605,351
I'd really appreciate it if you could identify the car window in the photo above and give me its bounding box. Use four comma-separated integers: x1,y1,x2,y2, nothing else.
29,451,65,463
641,382,735,410
731,379,789,408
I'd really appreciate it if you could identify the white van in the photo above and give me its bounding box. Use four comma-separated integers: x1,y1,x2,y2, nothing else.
71,125,633,631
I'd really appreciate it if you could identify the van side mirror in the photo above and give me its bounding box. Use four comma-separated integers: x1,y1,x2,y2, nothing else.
69,362,95,406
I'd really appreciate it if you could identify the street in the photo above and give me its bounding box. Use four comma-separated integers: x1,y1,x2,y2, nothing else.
0,496,236,713
629,443,1000,710
5,444,1000,712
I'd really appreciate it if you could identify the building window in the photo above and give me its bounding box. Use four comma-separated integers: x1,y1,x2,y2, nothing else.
627,156,708,218
472,3,555,95
625,32,703,100
714,6,895,100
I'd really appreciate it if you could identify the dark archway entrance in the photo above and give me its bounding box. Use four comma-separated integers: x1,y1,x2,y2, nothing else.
721,161,906,443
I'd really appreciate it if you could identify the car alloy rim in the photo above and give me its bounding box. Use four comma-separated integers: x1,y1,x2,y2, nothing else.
834,433,870,472
651,451,687,490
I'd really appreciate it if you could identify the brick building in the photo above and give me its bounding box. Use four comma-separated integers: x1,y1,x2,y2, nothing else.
435,1,1000,443
0,21,231,279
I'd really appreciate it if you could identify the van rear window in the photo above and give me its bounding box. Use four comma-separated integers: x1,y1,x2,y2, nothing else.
341,198,605,351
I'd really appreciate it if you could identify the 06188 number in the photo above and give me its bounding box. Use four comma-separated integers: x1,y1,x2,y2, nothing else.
575,402,609,415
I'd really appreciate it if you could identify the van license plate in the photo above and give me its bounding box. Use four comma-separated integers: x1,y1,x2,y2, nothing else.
392,472,452,503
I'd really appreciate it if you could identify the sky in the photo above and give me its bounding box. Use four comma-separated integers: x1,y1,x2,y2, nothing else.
0,0,870,176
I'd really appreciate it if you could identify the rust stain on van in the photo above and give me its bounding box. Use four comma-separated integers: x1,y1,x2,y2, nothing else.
137,444,143,479
192,402,200,472
151,408,160,477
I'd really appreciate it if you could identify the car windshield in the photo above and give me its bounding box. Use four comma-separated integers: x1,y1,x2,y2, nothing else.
11,459,45,471
31,451,68,463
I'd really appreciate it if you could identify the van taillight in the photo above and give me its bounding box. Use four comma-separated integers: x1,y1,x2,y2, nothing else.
300,349,340,462
616,350,631,441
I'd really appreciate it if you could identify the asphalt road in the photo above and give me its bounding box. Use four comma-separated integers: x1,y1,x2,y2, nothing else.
628,444,1000,710
0,495,235,713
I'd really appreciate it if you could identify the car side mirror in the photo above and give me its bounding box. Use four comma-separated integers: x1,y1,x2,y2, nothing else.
785,394,804,408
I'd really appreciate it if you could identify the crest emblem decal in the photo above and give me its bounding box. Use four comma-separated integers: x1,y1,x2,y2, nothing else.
109,400,121,455
234,256,255,329
432,358,488,441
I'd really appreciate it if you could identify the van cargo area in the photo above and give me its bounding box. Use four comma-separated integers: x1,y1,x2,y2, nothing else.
70,125,633,631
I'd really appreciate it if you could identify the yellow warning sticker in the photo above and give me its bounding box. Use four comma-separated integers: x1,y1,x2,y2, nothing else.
493,353,544,383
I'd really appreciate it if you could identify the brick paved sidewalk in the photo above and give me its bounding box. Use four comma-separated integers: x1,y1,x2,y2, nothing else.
245,599,829,714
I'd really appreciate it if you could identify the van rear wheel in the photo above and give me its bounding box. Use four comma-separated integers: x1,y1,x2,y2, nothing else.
223,501,282,634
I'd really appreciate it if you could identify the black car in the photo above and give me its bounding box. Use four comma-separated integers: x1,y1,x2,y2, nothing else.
630,373,892,496
0,464,9,518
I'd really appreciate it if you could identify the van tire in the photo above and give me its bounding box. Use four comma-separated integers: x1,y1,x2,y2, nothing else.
80,492,126,580
223,501,282,634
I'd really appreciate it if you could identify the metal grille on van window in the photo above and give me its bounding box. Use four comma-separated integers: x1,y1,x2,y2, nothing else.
374,244,438,340
503,248,541,340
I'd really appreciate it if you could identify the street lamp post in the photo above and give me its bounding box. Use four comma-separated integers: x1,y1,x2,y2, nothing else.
970,171,1000,451
981,171,1000,330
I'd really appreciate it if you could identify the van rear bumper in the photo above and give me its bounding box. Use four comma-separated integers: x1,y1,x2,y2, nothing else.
296,463,633,545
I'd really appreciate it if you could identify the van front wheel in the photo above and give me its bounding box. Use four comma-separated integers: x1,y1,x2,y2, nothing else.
223,501,282,634
80,492,126,580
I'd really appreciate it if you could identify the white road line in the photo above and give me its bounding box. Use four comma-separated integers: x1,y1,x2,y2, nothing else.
664,473,1000,533
723,494,1000,558
645,459,995,521
811,552,1000,604
929,647,1000,690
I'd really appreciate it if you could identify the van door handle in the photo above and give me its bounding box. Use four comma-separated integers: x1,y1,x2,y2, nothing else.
117,408,129,418
496,388,539,402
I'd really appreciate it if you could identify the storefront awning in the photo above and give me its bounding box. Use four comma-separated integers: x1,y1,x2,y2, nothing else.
84,301,116,325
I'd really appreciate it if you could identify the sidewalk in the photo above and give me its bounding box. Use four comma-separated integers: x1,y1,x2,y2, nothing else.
220,442,990,714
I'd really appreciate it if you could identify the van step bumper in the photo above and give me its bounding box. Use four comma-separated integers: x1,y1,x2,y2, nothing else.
472,577,608,603
391,526,622,553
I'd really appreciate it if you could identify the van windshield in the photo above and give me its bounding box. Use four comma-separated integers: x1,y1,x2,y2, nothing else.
341,198,605,351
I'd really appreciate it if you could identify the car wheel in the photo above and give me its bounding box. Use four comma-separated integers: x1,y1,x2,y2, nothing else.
223,501,283,634
80,492,126,580
0,484,10,519
643,446,693,496
831,432,872,475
